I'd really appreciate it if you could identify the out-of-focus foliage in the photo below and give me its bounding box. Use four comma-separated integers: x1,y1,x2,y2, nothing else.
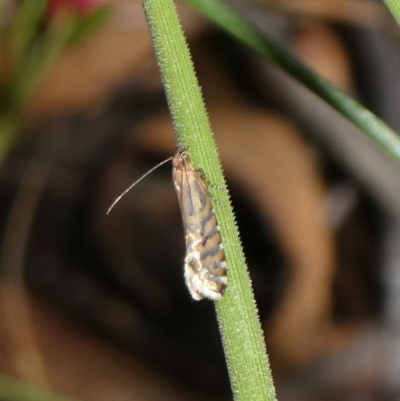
0,0,110,161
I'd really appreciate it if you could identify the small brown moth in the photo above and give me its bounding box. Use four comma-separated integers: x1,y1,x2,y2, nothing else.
172,150,227,301
107,148,228,301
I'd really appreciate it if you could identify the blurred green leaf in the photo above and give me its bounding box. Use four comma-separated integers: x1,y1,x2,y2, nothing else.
67,6,111,45
10,0,48,65
5,15,78,110
3,4,110,111
0,374,80,401
187,0,400,164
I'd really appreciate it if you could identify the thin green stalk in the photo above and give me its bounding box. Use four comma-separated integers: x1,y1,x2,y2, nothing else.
141,0,276,400
382,0,400,24
0,2,110,162
6,16,78,111
10,0,48,65
0,19,77,161
0,113,19,161
186,0,400,164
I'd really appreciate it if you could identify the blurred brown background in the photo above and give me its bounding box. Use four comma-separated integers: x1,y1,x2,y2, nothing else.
2,0,400,400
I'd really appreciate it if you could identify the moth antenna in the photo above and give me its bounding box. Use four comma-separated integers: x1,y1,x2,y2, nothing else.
107,156,173,215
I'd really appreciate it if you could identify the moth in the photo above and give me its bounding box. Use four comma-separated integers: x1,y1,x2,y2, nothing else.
172,150,227,301
107,148,228,301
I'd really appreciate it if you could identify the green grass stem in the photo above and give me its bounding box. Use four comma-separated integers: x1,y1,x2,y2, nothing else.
382,0,400,24
141,0,277,400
